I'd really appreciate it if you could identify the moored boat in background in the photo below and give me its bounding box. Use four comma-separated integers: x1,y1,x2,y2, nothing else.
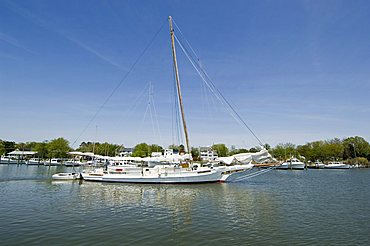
276,158,305,170
52,172,81,180
0,156,19,164
26,158,44,165
44,158,63,166
324,162,351,169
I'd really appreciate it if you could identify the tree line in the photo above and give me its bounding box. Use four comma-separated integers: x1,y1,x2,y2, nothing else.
270,136,370,166
0,138,122,159
1,136,369,166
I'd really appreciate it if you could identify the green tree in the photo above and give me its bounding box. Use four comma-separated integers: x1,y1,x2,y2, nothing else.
343,136,370,160
271,143,296,160
212,144,229,157
191,147,200,161
132,143,150,157
297,144,313,161
77,142,123,156
15,142,26,151
0,140,5,155
77,142,95,153
229,148,249,155
47,138,72,158
23,141,38,151
347,157,369,167
149,144,163,154
34,142,49,159
168,144,179,151
168,144,185,153
324,138,344,161
96,142,123,156
2,141,16,154
249,146,261,153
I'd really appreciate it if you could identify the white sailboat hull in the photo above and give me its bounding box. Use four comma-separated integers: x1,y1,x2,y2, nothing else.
81,168,223,184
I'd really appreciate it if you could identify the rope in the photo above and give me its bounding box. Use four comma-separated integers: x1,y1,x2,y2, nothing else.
172,21,265,147
148,83,157,141
150,83,163,147
231,166,278,182
174,34,254,139
71,18,167,148
172,61,183,146
122,82,150,118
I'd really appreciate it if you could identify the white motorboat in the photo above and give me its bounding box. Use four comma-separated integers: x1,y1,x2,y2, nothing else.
64,160,83,167
52,172,81,180
44,158,63,166
276,158,305,170
26,158,44,165
0,156,19,164
308,161,325,169
324,162,351,169
314,161,325,169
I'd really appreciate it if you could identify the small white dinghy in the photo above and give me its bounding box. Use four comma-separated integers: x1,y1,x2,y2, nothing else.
52,172,81,180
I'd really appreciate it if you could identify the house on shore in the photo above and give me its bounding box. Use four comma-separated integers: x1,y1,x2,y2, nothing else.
199,147,218,161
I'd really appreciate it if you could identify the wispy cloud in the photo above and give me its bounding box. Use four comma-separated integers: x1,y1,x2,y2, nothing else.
0,32,36,55
60,33,126,71
4,1,126,71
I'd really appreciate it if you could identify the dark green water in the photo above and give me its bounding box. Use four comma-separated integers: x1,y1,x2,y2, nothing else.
0,165,369,245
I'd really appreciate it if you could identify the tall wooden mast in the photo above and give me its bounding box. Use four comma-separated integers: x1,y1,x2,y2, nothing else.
168,16,190,153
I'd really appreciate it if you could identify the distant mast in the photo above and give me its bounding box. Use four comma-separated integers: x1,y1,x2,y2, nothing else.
168,16,190,154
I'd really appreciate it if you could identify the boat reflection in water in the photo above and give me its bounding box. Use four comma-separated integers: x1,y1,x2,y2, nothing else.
74,181,280,235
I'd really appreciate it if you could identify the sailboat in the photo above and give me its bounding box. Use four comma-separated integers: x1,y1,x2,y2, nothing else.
81,16,265,183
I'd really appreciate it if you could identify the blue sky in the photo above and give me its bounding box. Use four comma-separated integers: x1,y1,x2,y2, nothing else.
1,0,369,149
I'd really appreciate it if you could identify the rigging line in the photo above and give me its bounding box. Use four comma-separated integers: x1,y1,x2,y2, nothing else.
173,18,209,80
207,77,264,146
172,64,182,146
172,30,264,146
170,37,181,146
174,35,246,138
232,166,277,182
150,83,163,147
174,34,264,146
198,64,265,146
171,65,175,145
201,64,217,125
173,35,226,105
174,36,220,99
172,19,200,63
174,35,240,122
123,82,150,118
148,82,157,142
172,62,183,146
71,18,168,148
138,86,151,139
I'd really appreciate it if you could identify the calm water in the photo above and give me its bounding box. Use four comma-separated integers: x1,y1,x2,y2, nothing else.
0,165,369,245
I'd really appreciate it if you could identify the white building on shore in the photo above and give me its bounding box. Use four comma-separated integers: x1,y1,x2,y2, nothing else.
199,147,218,161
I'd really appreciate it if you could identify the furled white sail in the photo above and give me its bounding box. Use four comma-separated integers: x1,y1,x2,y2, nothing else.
217,149,273,165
